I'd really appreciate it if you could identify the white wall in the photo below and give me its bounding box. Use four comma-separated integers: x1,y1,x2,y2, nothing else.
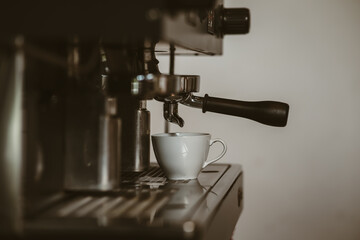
149,0,360,239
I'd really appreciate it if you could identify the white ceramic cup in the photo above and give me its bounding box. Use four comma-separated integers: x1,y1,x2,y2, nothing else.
151,132,227,180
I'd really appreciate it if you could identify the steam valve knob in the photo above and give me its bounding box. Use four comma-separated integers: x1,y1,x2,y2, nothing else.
221,8,250,35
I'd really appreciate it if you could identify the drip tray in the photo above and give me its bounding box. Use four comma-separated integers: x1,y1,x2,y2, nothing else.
24,164,243,240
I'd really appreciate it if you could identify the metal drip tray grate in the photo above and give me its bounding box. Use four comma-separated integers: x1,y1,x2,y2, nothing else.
41,165,180,221
120,165,191,188
25,164,239,240
47,189,174,223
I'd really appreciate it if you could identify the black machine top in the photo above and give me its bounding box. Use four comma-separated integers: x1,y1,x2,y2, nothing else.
0,0,250,55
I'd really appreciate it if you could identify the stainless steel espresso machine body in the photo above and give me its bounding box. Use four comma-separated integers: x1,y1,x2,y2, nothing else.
0,1,289,239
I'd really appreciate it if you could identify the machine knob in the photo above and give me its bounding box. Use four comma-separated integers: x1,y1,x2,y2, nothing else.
221,8,250,35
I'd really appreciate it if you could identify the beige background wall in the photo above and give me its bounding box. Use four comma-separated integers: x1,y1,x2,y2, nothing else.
149,0,360,239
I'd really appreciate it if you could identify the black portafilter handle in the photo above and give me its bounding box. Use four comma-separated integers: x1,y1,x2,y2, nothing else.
202,94,289,127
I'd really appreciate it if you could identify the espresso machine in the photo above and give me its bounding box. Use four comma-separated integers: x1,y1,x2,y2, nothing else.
0,1,289,239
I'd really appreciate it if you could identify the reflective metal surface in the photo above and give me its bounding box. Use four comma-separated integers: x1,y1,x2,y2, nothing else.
120,100,151,172
23,164,243,240
132,74,200,100
132,74,200,127
98,115,121,190
181,93,204,109
132,104,151,172
0,37,24,235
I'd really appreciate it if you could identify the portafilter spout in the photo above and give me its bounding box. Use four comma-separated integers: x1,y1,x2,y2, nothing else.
132,74,200,127
154,74,200,127
163,102,184,127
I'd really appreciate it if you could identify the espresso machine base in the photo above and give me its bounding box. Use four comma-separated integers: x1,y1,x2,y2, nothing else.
21,164,243,240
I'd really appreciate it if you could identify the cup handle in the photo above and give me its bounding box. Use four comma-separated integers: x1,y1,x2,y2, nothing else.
202,138,227,168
